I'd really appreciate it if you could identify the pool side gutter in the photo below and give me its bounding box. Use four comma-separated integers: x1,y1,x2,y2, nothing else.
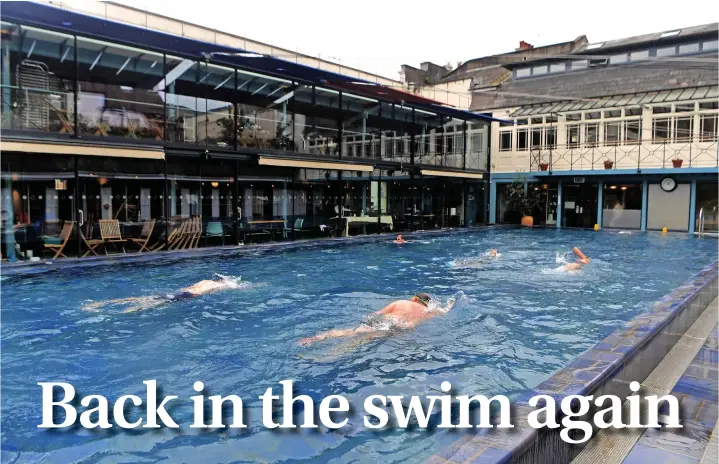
428,259,719,464
0,225,517,278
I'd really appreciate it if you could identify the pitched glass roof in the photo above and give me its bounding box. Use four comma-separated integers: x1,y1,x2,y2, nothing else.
510,86,718,117
2,1,501,122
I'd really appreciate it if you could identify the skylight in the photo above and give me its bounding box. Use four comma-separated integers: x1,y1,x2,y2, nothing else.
586,43,604,50
660,30,681,38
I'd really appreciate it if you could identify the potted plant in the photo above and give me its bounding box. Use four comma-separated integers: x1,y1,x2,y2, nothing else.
603,159,614,169
672,158,684,168
539,162,549,171
505,179,543,226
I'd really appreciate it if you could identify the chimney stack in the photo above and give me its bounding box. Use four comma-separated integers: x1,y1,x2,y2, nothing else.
518,40,534,50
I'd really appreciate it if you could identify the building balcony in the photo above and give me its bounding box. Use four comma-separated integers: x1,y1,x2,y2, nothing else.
493,140,719,174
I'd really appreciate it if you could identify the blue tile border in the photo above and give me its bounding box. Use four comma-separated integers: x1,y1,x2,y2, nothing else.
429,260,719,464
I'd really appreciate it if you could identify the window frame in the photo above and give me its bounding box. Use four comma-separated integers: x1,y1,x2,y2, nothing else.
499,130,513,151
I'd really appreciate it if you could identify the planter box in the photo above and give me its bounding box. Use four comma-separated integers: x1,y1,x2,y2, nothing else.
672,159,684,168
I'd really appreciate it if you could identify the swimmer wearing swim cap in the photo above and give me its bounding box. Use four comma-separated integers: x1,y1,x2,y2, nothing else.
298,292,454,346
563,247,590,271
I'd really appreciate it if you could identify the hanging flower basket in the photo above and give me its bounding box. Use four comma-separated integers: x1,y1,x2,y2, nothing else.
603,160,614,169
672,159,684,168
539,163,549,171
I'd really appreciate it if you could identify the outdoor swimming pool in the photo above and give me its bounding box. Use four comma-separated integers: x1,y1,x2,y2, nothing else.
2,228,717,463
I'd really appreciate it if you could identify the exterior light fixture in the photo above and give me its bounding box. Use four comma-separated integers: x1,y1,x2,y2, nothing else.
211,181,219,188
610,185,617,189
620,186,628,190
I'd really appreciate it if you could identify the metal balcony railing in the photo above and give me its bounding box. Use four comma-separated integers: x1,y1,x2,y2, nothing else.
529,139,719,172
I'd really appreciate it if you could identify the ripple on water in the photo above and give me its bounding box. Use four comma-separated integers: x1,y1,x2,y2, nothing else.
1,228,716,463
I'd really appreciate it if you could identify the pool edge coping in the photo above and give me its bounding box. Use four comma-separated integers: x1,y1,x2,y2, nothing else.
0,225,519,278
430,258,719,464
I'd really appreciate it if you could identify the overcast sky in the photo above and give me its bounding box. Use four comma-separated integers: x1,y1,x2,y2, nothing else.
114,0,716,80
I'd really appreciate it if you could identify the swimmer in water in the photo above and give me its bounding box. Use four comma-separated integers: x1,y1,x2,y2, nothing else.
82,274,239,313
562,247,590,271
451,249,499,269
394,234,408,244
298,293,454,346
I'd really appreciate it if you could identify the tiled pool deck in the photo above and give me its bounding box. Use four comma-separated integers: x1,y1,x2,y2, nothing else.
427,260,718,464
621,323,718,463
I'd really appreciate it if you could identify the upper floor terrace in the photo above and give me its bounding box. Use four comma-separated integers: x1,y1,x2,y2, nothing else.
492,88,719,174
0,2,493,172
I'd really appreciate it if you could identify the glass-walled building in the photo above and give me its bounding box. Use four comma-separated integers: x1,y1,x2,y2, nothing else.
0,2,493,261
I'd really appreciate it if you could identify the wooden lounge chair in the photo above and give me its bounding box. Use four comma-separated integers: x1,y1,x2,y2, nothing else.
149,222,180,251
80,228,103,257
191,216,203,248
127,219,155,253
43,221,75,259
178,216,201,250
99,219,126,254
168,219,190,251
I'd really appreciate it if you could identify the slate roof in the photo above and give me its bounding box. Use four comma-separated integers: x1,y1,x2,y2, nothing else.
471,53,719,111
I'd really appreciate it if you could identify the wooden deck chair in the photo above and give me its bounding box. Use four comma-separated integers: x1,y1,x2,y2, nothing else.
148,222,180,251
190,216,203,249
99,219,126,254
169,219,190,251
43,220,75,259
127,219,155,253
80,228,104,257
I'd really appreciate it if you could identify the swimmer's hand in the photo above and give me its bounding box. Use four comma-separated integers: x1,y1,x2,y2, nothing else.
298,335,322,347
81,302,102,312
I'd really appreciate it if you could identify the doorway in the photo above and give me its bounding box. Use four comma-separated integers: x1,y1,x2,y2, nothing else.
562,183,598,228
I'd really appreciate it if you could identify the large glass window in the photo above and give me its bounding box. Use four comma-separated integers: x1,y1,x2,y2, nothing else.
530,127,542,149
78,156,165,254
311,87,340,156
653,118,670,142
517,128,529,151
1,23,76,135
75,36,165,141
164,56,200,143
342,93,382,159
695,182,718,232
1,153,76,260
604,121,620,145
499,131,512,151
603,184,642,229
567,124,580,147
673,116,693,142
236,167,293,243
700,114,718,142
623,120,641,144
201,64,235,148
235,69,293,151
584,123,599,147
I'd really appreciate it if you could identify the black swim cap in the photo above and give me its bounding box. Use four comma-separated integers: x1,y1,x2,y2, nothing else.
414,293,431,306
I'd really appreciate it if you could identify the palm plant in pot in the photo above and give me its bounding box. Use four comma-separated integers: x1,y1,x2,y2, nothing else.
505,179,543,226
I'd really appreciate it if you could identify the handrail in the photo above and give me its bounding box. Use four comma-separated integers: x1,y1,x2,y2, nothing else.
698,207,705,237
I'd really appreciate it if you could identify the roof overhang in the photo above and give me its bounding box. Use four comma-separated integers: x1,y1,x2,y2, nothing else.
420,169,484,179
1,140,165,159
258,156,374,172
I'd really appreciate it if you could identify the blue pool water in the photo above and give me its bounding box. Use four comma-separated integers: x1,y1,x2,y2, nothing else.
1,228,717,463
